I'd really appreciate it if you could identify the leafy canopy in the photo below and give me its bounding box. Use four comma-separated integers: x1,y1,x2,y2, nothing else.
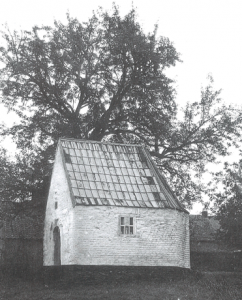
0,148,47,219
1,6,242,207
210,163,242,248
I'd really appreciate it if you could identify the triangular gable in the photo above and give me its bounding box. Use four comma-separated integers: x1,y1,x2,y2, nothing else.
58,138,187,213
49,143,76,208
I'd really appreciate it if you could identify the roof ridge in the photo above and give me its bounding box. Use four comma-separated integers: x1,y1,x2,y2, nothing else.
59,138,143,148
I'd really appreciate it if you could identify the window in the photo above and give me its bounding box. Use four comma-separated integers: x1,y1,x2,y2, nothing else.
55,202,58,209
120,216,134,235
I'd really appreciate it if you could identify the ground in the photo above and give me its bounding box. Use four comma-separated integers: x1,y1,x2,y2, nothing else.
0,270,241,300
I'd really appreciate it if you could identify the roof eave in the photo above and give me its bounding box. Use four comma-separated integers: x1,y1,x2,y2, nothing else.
141,147,189,214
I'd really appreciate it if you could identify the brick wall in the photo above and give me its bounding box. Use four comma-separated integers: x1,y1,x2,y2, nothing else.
72,206,190,268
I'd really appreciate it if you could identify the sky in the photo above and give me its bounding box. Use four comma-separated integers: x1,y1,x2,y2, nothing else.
0,0,242,213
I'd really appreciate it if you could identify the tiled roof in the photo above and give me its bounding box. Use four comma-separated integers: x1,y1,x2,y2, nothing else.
59,139,187,213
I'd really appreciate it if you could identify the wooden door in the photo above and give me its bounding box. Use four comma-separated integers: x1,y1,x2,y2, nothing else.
53,226,61,265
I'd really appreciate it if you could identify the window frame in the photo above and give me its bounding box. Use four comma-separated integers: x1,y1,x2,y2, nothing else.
119,215,136,236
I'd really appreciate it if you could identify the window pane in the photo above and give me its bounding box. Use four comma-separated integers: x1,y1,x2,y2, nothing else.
121,217,124,225
125,226,129,234
130,217,133,225
121,226,124,234
130,226,133,234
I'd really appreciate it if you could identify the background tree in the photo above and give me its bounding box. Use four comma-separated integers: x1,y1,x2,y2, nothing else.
0,6,242,208
210,162,242,248
0,148,46,221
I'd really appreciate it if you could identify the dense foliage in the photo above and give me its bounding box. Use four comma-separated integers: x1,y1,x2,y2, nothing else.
0,148,47,219
210,163,242,248
1,6,242,207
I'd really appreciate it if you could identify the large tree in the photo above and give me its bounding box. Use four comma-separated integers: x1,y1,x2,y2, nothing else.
0,6,242,207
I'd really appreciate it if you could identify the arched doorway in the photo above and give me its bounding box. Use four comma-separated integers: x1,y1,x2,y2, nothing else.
53,226,61,265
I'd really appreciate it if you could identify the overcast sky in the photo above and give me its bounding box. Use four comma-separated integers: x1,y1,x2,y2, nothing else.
1,0,241,213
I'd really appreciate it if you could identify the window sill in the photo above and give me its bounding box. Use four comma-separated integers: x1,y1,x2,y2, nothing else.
118,234,138,238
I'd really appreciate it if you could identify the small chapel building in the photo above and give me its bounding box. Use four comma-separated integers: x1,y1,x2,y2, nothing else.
43,139,190,268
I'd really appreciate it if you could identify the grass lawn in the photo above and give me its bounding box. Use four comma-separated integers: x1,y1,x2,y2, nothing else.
0,271,241,300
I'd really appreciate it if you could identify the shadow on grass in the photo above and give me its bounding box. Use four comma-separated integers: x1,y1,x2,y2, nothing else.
42,266,203,287
1,266,242,300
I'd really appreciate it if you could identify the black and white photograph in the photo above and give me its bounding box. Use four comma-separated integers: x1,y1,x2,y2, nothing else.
0,1,241,299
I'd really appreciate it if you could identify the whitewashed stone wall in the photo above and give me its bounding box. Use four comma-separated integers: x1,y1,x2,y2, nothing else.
72,206,190,268
43,147,75,266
